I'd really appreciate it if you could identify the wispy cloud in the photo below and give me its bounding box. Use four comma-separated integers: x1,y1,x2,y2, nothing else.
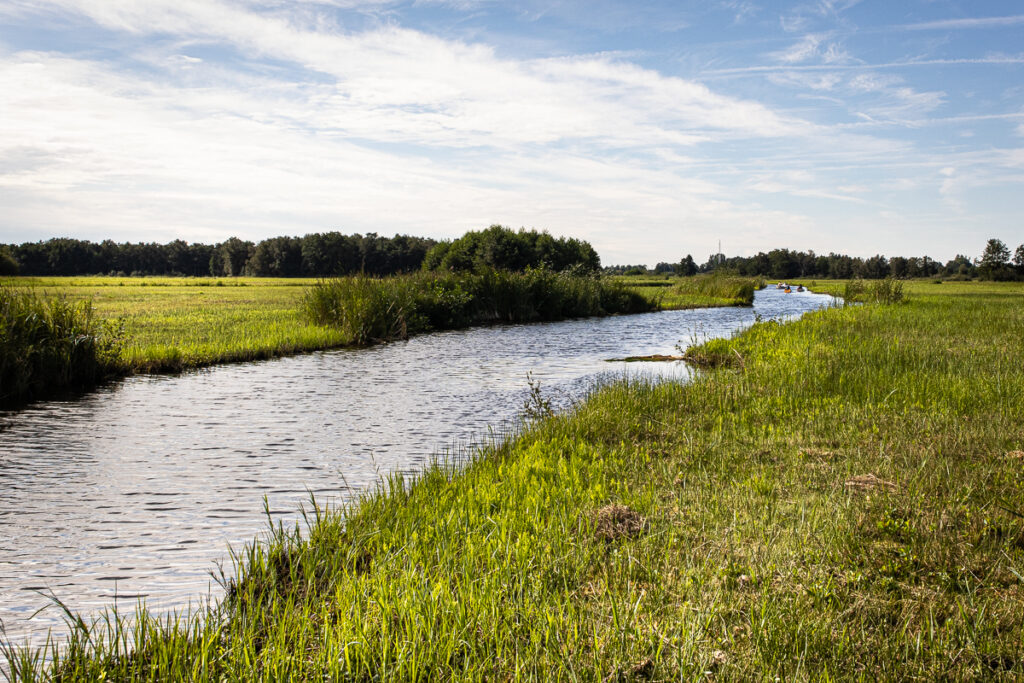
705,55,1024,76
903,15,1024,31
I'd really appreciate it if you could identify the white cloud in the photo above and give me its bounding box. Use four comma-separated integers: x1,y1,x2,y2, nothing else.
770,34,823,63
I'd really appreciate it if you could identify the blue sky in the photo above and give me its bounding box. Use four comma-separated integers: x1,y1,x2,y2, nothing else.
1,0,1022,265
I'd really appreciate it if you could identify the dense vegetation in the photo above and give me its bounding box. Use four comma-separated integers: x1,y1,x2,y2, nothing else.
303,268,652,344
610,238,1024,281
7,281,1022,680
1,233,436,278
0,286,123,404
422,225,601,273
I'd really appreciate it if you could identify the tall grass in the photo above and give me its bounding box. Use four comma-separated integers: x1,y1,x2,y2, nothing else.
843,276,905,304
0,286,123,404
7,282,1024,680
303,268,655,344
662,273,764,308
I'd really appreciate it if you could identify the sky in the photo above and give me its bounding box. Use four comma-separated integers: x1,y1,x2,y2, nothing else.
1,0,1022,265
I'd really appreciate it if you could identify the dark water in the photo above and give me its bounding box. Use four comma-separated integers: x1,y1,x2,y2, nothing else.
0,288,833,647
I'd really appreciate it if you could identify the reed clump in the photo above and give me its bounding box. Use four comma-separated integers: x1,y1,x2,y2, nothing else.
0,286,123,404
844,276,905,304
662,273,764,308
302,268,655,344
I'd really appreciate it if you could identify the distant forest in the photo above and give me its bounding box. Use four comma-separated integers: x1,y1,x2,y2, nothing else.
2,230,1022,281
607,238,1024,282
0,233,437,277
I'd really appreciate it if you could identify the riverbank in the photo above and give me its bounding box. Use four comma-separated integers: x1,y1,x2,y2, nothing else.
9,281,1022,680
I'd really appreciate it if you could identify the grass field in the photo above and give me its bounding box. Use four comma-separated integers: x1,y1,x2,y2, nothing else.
2,277,347,373
7,280,1024,680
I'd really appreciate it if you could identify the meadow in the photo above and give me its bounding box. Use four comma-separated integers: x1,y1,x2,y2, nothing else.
2,277,345,375
6,280,1023,680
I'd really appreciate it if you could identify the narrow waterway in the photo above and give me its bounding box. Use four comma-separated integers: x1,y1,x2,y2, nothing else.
0,288,833,647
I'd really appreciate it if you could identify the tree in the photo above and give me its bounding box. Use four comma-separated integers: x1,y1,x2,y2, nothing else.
1014,244,1024,274
215,237,253,276
677,254,698,276
979,238,1011,280
0,246,19,275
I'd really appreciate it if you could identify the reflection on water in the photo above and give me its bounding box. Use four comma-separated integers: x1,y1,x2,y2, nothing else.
0,288,832,646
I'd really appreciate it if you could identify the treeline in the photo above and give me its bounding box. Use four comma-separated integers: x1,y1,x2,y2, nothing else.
0,233,437,277
610,239,1024,281
0,226,605,278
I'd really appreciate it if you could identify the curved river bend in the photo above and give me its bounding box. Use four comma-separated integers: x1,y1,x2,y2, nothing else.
0,288,832,646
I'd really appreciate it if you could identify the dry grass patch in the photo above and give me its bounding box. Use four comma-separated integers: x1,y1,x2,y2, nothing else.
593,504,645,542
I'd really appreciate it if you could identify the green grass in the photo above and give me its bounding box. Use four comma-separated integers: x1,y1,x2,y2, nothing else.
6,281,1024,681
2,277,350,374
617,274,765,309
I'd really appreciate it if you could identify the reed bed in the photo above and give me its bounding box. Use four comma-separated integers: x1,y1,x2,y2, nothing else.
6,281,1024,680
654,274,764,309
302,269,655,344
0,286,123,404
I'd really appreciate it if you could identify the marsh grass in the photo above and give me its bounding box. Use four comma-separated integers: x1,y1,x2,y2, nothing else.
844,277,905,304
0,286,123,404
6,281,1024,680
303,269,655,343
655,274,765,309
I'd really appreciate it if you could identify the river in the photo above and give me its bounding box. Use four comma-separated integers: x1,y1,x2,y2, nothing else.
0,287,833,648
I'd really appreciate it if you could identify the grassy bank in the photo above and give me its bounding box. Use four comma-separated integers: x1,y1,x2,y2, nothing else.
8,281,1023,680
304,269,654,344
619,274,765,309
